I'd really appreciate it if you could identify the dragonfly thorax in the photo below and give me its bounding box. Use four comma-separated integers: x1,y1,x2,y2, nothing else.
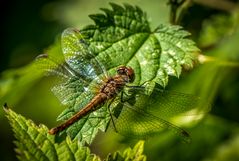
117,66,135,83
99,66,134,99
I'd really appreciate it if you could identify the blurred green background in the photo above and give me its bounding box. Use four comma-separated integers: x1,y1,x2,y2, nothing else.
1,0,239,161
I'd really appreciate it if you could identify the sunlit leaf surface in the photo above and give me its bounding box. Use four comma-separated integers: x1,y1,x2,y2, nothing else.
5,108,146,161
4,108,100,161
36,3,201,144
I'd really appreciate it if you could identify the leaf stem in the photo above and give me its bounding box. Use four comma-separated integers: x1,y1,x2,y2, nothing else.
176,0,193,25
168,0,192,25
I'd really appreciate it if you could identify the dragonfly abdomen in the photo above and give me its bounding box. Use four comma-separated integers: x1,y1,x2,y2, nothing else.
48,93,108,135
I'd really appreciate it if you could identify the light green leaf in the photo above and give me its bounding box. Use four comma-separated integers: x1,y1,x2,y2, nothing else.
5,107,147,161
4,107,100,161
106,140,146,161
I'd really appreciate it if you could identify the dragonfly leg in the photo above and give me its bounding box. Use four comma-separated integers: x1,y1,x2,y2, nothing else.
124,85,146,96
126,85,141,88
120,90,130,103
125,80,153,91
125,80,150,89
125,85,145,89
107,97,118,133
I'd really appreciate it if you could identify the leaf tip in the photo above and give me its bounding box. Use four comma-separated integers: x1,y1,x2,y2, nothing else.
133,140,145,152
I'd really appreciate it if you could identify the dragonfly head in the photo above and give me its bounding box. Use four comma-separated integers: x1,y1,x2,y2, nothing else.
117,66,135,83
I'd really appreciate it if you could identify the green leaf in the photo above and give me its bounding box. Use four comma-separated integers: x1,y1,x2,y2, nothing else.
4,107,147,161
38,3,200,144
4,107,100,161
81,2,199,86
106,141,146,161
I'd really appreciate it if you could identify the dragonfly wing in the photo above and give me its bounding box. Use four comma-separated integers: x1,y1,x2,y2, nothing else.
35,54,93,107
147,87,212,119
114,101,191,143
112,86,211,143
127,86,211,119
61,28,107,82
36,28,108,108
35,54,73,79
36,29,111,144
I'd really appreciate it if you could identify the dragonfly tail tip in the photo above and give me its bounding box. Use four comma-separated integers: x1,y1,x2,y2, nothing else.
48,128,57,135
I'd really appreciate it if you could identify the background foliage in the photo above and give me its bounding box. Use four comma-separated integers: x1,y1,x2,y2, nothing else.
1,0,239,161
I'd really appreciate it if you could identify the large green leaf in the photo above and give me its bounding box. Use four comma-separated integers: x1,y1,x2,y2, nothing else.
4,107,146,161
81,3,199,86
37,3,200,144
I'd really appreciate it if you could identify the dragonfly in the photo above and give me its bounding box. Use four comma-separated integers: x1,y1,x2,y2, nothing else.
36,28,210,143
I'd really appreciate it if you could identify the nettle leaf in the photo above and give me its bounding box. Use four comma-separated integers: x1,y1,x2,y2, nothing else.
39,3,199,144
4,108,100,161
4,108,146,161
81,3,199,86
106,141,146,161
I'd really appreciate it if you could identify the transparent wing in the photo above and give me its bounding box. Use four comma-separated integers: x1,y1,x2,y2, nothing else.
35,53,94,108
35,28,108,108
148,88,211,119
35,54,74,79
61,28,107,82
112,86,211,143
127,86,211,119
114,101,191,143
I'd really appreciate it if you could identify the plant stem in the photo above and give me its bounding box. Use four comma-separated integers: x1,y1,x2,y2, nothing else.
168,0,193,25
176,0,193,25
168,0,185,24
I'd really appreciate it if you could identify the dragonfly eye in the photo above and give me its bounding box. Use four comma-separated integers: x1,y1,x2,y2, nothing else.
117,67,126,75
117,66,135,83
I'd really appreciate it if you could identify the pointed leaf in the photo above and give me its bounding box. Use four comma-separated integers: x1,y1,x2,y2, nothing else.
4,107,100,161
5,108,147,161
106,140,146,161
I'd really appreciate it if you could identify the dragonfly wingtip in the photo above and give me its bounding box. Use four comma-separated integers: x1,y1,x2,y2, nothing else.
182,130,192,144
